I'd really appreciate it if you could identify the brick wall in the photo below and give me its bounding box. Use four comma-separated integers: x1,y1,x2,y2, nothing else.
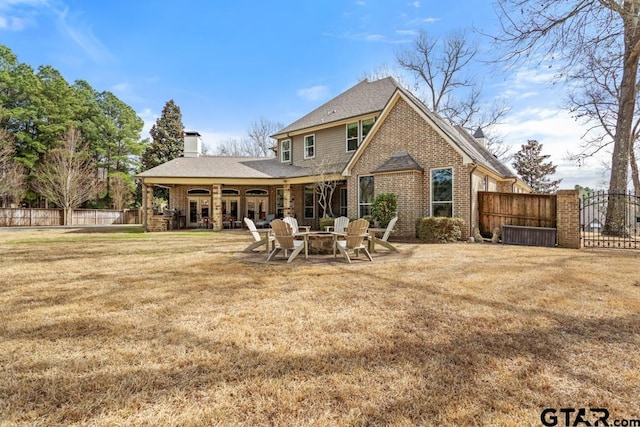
349,97,471,239
556,189,580,248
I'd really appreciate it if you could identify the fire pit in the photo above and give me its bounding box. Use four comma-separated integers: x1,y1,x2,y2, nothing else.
305,232,336,255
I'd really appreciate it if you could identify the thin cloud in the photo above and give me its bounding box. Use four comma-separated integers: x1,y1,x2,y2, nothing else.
0,0,50,31
55,6,114,63
297,85,330,102
323,31,411,44
409,1,421,7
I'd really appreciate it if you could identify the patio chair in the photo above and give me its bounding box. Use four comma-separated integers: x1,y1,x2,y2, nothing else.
243,217,275,252
283,216,311,235
333,218,372,263
255,213,276,228
267,219,307,263
370,215,398,252
325,216,349,234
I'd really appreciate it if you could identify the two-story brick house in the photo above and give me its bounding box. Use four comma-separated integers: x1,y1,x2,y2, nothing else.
137,77,529,237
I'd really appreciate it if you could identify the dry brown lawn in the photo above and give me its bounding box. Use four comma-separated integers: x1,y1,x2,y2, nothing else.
0,227,638,426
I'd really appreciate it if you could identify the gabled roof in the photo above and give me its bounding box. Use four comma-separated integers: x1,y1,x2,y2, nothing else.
372,152,424,174
343,82,520,180
272,77,400,137
137,156,311,179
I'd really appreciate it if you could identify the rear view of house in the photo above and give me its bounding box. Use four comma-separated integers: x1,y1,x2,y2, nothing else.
137,77,529,236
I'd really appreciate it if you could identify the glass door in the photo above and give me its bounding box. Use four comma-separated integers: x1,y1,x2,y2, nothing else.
245,197,267,221
188,197,211,227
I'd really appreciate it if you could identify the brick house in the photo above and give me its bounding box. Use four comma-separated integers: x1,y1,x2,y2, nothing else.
137,77,529,236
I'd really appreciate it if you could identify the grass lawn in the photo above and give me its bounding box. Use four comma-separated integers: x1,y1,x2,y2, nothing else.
0,227,638,426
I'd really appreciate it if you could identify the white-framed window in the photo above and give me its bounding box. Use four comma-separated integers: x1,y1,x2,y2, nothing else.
280,139,291,163
358,175,374,218
431,167,453,217
304,134,315,159
304,185,315,218
276,188,285,218
339,187,348,217
346,118,376,152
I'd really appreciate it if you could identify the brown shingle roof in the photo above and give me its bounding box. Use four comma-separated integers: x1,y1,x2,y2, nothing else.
273,77,400,136
372,152,424,173
137,156,311,179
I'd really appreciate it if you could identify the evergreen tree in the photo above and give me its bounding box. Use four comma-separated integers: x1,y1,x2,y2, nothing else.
141,100,184,170
512,140,562,194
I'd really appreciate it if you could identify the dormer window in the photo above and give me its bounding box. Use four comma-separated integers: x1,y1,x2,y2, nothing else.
304,134,315,159
280,139,291,163
346,118,375,152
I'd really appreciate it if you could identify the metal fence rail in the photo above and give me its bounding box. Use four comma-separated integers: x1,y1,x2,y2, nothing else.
580,191,639,249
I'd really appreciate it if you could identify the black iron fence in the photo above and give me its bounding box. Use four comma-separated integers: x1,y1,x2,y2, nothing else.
580,191,639,249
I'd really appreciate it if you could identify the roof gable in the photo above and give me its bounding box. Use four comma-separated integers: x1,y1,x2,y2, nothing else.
273,77,401,137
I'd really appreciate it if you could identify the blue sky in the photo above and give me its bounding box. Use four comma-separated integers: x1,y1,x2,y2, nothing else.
0,0,610,189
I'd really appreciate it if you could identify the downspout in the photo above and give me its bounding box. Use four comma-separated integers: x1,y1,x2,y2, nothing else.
469,163,478,238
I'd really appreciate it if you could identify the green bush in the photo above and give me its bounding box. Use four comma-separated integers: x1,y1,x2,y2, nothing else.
319,217,335,230
371,193,397,227
415,217,466,243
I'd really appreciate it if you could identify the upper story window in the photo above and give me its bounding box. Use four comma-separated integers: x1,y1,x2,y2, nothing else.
431,167,453,217
280,139,291,163
346,118,376,152
304,134,315,159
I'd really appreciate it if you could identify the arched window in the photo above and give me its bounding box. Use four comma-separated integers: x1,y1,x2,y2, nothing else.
245,189,268,196
187,189,211,196
222,189,240,195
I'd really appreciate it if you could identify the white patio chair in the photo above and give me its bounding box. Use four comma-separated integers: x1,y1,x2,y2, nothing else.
283,216,310,235
325,216,350,234
243,217,275,252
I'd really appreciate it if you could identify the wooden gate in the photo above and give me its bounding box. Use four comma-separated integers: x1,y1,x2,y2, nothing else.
478,192,557,237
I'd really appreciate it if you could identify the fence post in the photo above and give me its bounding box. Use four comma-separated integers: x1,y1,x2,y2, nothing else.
556,190,580,249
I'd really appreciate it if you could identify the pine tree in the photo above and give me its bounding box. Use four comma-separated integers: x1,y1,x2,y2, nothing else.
512,140,562,193
141,100,184,170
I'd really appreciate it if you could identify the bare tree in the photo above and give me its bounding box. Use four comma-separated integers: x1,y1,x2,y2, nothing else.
493,0,640,236
215,118,283,157
33,127,102,225
0,126,26,207
109,172,134,210
396,29,510,157
247,117,283,157
309,155,345,218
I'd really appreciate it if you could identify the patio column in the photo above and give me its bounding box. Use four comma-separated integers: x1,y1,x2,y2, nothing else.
212,184,222,230
143,183,154,232
283,183,292,217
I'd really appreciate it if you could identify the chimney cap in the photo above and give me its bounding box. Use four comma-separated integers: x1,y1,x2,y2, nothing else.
473,127,484,139
184,130,201,137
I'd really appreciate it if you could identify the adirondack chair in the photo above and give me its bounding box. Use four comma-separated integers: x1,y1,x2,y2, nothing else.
283,216,311,235
243,217,275,252
267,219,307,263
325,216,350,234
370,215,398,252
333,218,372,263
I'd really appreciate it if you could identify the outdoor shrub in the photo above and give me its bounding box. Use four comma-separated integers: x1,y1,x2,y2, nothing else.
415,217,466,243
371,193,397,228
319,217,335,230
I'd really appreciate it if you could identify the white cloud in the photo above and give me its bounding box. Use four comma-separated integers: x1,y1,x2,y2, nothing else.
409,1,421,7
495,107,609,189
55,6,114,63
297,85,330,102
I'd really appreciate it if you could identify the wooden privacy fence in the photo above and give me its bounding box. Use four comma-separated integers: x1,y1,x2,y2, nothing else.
478,191,557,236
0,208,141,227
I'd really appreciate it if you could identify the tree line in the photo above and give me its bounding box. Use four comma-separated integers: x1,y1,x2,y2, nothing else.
0,45,145,211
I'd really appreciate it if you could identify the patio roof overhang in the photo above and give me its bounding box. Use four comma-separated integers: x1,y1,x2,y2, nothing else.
138,173,345,187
